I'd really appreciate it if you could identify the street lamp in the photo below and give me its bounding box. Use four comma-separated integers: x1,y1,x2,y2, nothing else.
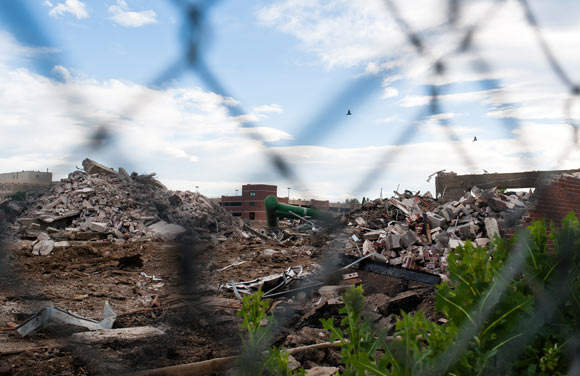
287,187,291,199
235,189,239,196
195,185,199,193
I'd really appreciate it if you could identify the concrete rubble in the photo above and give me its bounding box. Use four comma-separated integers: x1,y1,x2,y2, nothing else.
13,159,239,250
344,187,532,275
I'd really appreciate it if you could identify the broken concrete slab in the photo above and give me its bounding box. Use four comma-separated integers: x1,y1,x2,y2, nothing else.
70,326,164,344
16,301,116,337
484,217,500,239
363,230,385,241
82,158,118,176
475,237,490,247
263,249,279,256
448,238,465,249
32,239,54,256
355,217,367,226
305,366,339,376
401,230,418,248
146,221,186,240
118,167,132,184
362,240,375,255
318,285,351,300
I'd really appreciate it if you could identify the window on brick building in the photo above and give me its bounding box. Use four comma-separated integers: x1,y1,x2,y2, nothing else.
249,202,255,206
250,191,256,196
249,212,255,220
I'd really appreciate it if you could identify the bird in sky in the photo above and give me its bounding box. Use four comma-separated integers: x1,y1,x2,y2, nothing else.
473,136,477,142
346,110,352,115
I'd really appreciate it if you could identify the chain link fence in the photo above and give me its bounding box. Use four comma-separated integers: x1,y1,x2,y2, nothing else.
1,0,579,374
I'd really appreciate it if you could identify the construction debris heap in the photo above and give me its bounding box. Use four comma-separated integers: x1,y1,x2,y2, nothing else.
14,159,238,248
345,187,531,276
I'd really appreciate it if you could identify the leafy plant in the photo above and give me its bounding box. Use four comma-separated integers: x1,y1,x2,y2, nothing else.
236,290,304,375
321,286,385,375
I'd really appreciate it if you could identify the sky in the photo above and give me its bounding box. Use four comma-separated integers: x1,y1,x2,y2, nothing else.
1,0,580,201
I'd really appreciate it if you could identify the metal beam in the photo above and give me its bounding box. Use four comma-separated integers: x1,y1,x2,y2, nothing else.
340,254,441,285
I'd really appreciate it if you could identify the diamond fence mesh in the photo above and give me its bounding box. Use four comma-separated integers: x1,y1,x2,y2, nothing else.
1,0,580,374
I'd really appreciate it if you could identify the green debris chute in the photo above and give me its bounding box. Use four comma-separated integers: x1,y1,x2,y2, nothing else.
264,195,333,228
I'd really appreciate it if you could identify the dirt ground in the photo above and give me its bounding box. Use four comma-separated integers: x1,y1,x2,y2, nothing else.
0,228,439,375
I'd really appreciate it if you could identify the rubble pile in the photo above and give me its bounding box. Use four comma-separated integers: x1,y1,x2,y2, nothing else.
17,159,237,246
346,187,532,275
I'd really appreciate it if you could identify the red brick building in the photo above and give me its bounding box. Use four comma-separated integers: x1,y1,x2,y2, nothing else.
220,184,288,221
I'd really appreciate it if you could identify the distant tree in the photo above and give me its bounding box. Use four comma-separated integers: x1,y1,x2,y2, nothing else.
345,198,360,204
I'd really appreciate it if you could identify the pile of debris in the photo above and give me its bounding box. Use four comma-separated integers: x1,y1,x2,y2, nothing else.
15,159,238,252
346,187,531,275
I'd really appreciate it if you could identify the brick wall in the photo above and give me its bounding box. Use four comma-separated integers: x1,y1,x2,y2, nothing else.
502,173,580,246
521,173,580,228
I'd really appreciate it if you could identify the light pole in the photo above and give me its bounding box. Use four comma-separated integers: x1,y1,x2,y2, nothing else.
287,187,291,199
235,189,239,196
195,185,199,193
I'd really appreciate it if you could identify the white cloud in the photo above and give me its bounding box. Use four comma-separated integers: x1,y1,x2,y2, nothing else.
51,65,71,81
400,89,496,107
257,0,580,128
382,87,399,99
240,127,292,142
0,32,60,64
253,104,283,114
44,0,89,20
108,0,158,28
256,0,405,68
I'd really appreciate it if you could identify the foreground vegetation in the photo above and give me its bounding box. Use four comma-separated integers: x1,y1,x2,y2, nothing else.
237,213,580,375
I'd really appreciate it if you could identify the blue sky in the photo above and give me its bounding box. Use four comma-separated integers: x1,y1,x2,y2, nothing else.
0,0,579,201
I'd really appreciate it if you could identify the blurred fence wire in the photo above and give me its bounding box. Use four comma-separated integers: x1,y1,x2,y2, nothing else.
1,0,580,374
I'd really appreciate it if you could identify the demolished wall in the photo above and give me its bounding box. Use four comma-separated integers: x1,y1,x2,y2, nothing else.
511,172,580,232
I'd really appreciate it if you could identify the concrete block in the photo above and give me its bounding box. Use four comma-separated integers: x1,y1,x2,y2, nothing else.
401,230,418,248
54,241,70,248
456,222,477,240
89,222,108,233
433,231,449,245
363,230,385,241
484,217,500,239
427,212,447,229
388,234,401,249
